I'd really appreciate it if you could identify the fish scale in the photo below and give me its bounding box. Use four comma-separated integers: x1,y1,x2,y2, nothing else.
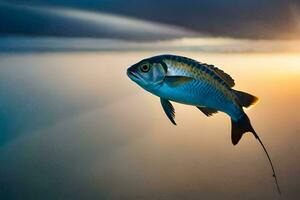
163,56,240,114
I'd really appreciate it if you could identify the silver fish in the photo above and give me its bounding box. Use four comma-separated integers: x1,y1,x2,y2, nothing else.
127,54,281,194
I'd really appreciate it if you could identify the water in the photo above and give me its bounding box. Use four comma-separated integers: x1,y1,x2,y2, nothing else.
0,44,299,199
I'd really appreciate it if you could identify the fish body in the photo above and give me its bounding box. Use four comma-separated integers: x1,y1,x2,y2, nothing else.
128,54,248,121
127,54,281,194
151,55,243,120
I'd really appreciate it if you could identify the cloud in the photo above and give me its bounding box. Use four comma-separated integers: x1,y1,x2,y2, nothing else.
0,2,195,41
2,0,300,39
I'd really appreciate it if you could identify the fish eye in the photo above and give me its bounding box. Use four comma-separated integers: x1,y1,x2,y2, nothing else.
140,64,150,72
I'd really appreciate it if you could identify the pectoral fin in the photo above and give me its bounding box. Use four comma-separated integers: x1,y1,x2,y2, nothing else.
196,106,218,117
160,98,176,125
164,76,193,87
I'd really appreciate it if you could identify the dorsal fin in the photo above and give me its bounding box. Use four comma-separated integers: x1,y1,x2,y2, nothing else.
233,90,259,108
202,63,235,87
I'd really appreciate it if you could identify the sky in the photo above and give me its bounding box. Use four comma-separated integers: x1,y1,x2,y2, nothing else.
1,0,300,40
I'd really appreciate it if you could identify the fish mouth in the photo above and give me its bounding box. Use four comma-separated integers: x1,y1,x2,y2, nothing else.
127,69,140,80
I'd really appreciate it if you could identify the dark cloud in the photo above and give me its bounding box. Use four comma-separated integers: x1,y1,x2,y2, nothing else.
2,0,300,39
0,2,194,41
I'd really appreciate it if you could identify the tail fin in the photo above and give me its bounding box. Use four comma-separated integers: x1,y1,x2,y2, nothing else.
234,90,259,108
231,114,255,145
231,114,281,194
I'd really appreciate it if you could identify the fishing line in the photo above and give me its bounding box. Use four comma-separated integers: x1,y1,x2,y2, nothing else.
254,133,281,195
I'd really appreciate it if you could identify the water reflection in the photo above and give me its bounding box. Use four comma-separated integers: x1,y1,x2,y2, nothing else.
0,51,299,199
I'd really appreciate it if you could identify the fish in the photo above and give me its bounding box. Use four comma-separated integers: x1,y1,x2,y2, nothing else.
127,54,281,194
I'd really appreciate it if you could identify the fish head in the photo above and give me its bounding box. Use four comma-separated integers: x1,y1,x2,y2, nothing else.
127,58,166,90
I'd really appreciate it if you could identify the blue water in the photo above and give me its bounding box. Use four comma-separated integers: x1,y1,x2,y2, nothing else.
0,38,299,200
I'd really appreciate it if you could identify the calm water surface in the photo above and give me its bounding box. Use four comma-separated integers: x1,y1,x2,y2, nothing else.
0,51,299,200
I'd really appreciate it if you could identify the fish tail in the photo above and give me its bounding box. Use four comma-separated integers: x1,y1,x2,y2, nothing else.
231,113,281,194
233,89,259,108
231,113,255,145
